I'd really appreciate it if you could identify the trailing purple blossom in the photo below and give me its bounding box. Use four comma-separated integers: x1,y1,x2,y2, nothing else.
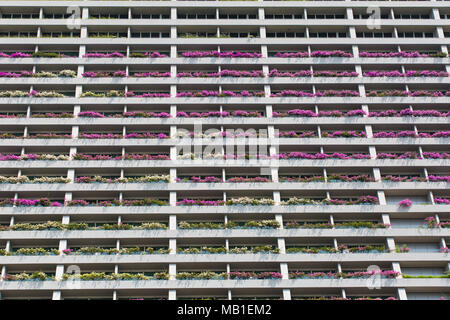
176,90,265,97
321,131,366,138
359,51,446,58
83,52,125,58
273,109,366,118
373,131,450,138
181,51,262,58
435,198,450,205
363,70,449,77
366,90,450,97
289,270,399,279
398,199,413,207
72,153,170,161
368,109,449,118
274,50,353,58
124,92,170,98
0,52,32,58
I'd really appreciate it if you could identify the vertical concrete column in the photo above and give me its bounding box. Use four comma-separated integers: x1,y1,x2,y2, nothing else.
346,7,353,19
265,105,272,118
264,84,271,97
381,213,391,226
169,239,176,255
273,191,281,206
170,146,177,161
349,26,356,38
52,291,62,300
261,44,268,58
386,238,396,253
170,85,177,98
280,263,289,280
168,290,176,300
373,168,381,181
351,44,359,57
397,288,408,300
170,45,177,58
169,264,176,281
1,263,6,281
277,238,286,254
170,105,177,117
170,125,177,139
369,146,377,159
358,84,366,97
169,215,177,231
282,289,291,300
58,240,67,255
271,167,279,183
55,265,64,281
333,238,339,250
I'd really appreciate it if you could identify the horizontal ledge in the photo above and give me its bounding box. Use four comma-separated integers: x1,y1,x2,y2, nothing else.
0,228,449,240
2,1,450,9
0,57,448,66
0,97,447,105
0,118,448,126
0,278,449,291
0,159,448,169
0,137,448,147
0,252,447,265
0,181,448,192
1,78,449,85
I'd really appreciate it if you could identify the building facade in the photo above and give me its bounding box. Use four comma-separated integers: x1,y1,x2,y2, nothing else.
0,0,449,300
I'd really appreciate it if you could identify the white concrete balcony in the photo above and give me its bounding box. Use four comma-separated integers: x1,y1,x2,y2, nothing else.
0,159,448,170
0,137,446,147
0,57,448,66
0,278,449,291
0,97,448,106
1,77,449,86
0,252,448,266
0,205,448,218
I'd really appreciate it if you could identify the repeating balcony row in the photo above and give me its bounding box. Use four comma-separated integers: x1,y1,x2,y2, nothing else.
0,181,448,192
0,97,448,105
2,69,450,77
0,228,448,240
1,111,448,125
0,37,448,46
0,203,448,216
0,159,448,169
1,77,449,86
